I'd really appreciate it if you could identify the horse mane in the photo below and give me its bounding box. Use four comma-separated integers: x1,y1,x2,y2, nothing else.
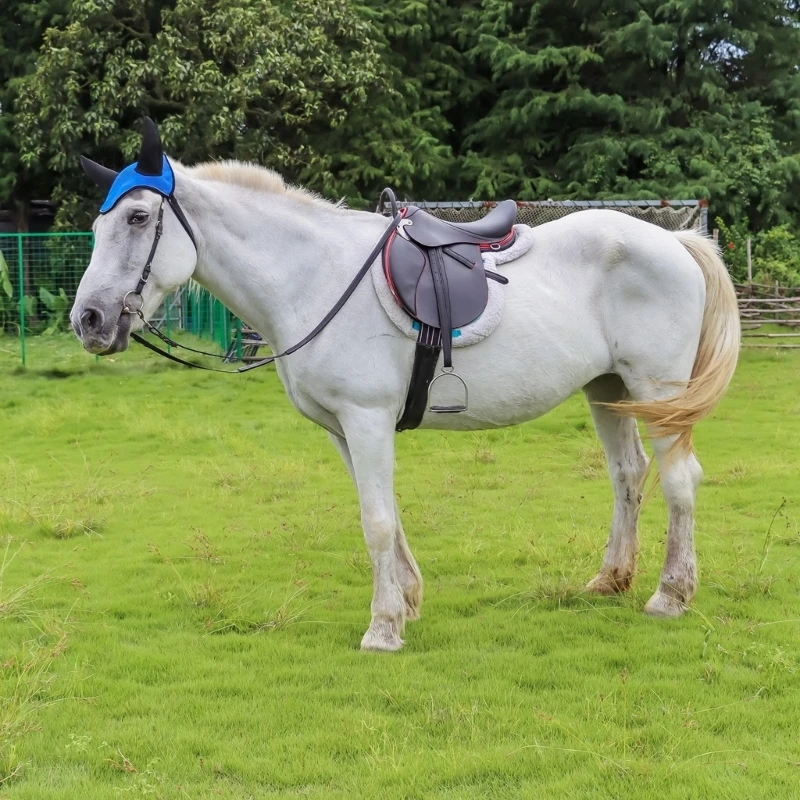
186,160,335,208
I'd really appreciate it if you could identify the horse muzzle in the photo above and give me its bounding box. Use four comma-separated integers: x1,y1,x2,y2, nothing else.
71,300,133,355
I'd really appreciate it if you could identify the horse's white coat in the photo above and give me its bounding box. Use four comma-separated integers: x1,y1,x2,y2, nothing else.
72,162,739,650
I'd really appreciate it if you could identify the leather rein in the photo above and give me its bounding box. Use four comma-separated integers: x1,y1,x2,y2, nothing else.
123,189,402,374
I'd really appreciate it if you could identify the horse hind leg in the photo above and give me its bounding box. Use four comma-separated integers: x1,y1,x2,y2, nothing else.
643,434,703,617
583,375,649,594
608,373,703,617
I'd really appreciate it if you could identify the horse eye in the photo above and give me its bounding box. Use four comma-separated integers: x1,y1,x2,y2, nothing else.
128,212,149,225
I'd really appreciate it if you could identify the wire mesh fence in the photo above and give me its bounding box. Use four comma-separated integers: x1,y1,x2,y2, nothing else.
0,231,233,366
0,198,709,367
384,199,707,233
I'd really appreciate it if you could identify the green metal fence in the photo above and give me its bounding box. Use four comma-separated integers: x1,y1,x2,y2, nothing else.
0,232,233,366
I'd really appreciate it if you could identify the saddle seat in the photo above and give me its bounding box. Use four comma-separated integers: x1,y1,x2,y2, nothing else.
398,199,518,247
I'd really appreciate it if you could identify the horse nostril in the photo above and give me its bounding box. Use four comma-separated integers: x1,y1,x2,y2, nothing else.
80,307,104,334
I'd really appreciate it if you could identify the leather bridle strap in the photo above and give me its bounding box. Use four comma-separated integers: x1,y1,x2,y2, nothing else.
134,201,164,296
130,193,402,374
123,195,195,313
131,330,237,372
238,208,401,373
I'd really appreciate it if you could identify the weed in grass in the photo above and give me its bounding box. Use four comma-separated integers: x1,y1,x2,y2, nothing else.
575,439,607,480
0,578,82,785
186,579,223,610
710,498,788,599
344,549,370,576
204,584,313,635
0,540,62,623
178,530,222,564
37,513,103,539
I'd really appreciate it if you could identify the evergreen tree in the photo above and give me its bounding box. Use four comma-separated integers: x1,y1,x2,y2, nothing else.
455,0,800,228
0,0,69,229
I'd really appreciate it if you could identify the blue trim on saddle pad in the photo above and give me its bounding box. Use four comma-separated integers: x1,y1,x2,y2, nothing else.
412,320,462,337
100,155,175,213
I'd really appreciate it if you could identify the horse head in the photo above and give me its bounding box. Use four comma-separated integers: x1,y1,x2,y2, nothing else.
72,117,197,354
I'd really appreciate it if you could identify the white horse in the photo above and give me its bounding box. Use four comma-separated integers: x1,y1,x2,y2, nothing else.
72,158,740,651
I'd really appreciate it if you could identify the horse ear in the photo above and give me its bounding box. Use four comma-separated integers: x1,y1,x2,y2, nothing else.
135,116,163,176
80,156,119,191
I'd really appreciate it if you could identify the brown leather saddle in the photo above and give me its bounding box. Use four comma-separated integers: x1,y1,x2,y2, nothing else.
383,200,517,428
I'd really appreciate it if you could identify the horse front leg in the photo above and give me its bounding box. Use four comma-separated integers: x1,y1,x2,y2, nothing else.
336,410,408,651
328,432,423,622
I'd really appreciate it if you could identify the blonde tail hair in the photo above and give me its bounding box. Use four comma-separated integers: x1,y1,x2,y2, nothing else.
607,230,740,453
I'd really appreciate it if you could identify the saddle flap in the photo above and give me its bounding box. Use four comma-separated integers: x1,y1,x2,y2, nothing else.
385,235,489,330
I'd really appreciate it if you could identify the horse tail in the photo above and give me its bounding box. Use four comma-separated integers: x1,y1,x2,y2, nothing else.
608,229,740,454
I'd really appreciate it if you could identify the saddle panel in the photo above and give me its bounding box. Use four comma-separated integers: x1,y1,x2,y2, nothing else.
402,200,517,247
385,236,489,330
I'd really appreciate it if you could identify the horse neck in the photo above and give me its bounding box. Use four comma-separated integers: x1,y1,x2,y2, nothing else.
177,179,380,351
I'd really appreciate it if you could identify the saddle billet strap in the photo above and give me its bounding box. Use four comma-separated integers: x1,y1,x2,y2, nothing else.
428,247,454,368
396,323,441,432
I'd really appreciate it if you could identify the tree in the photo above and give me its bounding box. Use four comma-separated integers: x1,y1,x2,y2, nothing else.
15,0,386,226
453,0,800,228
0,0,69,229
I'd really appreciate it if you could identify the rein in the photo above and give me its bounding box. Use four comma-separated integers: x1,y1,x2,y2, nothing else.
124,189,402,374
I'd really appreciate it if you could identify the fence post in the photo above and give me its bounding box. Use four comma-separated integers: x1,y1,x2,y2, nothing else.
235,317,243,362
17,234,25,367
746,237,752,297
165,293,172,354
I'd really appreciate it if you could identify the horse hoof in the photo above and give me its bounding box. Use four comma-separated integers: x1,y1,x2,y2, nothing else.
644,590,686,618
360,621,404,652
585,571,633,595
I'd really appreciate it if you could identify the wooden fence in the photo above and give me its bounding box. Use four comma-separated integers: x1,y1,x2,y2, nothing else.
708,231,800,349
737,282,800,349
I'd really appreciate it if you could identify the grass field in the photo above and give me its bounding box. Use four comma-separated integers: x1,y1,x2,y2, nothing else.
0,333,799,799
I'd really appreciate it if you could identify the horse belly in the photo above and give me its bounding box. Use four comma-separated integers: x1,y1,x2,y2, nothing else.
418,266,611,431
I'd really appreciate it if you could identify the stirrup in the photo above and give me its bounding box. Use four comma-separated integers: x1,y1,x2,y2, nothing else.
428,367,468,413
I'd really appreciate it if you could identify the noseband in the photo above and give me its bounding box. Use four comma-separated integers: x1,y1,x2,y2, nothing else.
122,188,402,374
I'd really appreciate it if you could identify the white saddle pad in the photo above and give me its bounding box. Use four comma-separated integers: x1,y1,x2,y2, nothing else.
371,223,536,347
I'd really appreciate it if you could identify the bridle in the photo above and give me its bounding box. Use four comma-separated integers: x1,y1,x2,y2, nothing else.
122,188,402,374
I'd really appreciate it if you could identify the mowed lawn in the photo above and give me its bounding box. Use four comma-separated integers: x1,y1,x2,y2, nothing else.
0,334,799,799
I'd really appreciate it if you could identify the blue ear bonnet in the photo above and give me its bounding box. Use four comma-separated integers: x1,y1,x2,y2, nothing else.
100,155,175,214
81,117,197,248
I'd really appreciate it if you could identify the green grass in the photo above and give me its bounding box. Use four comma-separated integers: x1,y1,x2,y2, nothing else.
0,333,799,799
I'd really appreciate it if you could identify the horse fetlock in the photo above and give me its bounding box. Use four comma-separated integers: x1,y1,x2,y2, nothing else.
585,568,635,595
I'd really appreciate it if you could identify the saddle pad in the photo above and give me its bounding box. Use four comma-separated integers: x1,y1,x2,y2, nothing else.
372,223,536,348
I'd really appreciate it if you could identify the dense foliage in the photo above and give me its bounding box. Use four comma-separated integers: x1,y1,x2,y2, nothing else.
3,0,800,244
